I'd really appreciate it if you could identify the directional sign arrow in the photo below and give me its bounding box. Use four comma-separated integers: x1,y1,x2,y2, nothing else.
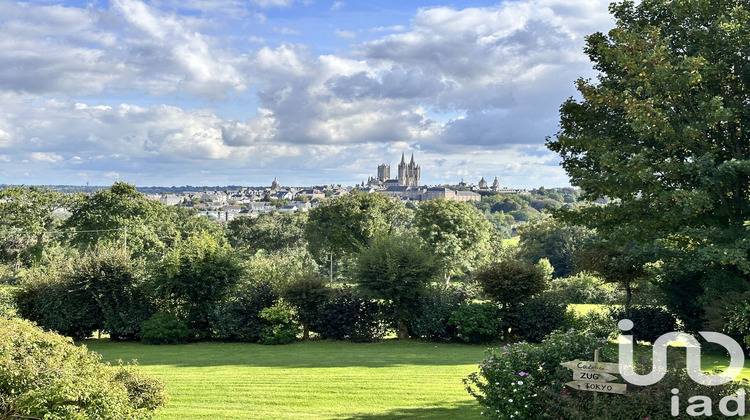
572,370,617,382
561,360,619,374
565,381,627,395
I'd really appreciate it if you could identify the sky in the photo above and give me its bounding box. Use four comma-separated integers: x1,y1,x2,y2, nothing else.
0,0,616,188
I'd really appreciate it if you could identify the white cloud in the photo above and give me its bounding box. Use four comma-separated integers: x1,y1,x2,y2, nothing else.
30,152,64,163
0,0,617,187
334,29,357,39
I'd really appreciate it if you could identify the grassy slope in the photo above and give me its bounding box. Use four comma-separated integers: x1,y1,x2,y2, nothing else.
85,340,487,420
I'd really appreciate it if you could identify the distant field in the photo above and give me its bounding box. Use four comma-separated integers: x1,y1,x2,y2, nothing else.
501,236,519,247
85,340,487,419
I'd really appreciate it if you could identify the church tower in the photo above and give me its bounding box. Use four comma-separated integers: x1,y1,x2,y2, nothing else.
397,153,421,186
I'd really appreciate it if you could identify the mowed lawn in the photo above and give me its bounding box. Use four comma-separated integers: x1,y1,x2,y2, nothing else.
85,340,488,419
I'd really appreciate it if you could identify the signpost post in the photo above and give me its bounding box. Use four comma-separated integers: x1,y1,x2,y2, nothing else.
561,349,627,395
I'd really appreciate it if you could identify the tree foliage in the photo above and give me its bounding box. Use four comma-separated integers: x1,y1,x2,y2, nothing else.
64,182,167,258
354,233,437,339
281,272,332,340
305,191,406,261
517,218,595,278
547,0,750,322
148,233,243,339
474,259,547,310
414,199,493,281
228,211,307,254
0,186,70,265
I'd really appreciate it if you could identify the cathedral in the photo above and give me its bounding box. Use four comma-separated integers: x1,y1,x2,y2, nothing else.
397,153,421,186
368,153,421,187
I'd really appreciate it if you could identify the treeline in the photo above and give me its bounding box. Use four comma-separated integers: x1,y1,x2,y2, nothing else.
0,182,600,345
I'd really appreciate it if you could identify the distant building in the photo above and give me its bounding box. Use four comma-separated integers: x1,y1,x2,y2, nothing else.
478,177,488,189
377,164,390,182
397,153,421,186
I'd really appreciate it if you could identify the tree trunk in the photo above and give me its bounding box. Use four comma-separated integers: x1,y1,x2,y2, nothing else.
396,319,409,340
624,280,632,312
302,324,310,341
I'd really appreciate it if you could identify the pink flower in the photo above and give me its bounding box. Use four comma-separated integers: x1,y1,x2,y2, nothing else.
519,372,529,376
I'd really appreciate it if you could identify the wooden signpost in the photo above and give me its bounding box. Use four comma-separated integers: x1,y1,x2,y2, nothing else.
561,350,627,395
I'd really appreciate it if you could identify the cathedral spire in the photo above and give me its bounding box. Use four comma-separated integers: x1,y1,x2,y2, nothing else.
410,153,415,165
401,152,406,165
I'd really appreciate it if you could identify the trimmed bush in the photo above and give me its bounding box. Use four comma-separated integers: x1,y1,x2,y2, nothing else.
282,272,332,340
448,302,503,344
510,294,571,342
0,316,167,419
210,280,278,342
258,304,299,345
609,306,677,344
411,284,465,342
312,286,386,342
474,259,547,310
15,270,102,340
569,309,620,342
140,312,191,345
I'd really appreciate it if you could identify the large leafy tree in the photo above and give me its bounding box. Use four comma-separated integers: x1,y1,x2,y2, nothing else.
64,183,223,260
414,199,493,282
228,211,307,254
64,183,167,258
517,218,595,278
305,190,406,278
547,0,750,325
0,186,70,265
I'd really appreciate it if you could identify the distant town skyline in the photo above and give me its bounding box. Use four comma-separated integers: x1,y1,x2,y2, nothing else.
0,0,615,188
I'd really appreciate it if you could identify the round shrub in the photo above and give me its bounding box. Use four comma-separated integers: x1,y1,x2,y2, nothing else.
448,302,503,344
510,294,571,342
547,272,620,304
474,259,547,309
258,304,299,345
609,306,677,344
113,362,170,411
312,286,386,342
140,312,191,345
0,316,167,419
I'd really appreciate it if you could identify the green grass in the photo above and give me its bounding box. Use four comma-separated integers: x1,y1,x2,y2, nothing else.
568,303,615,315
501,237,519,247
85,340,487,419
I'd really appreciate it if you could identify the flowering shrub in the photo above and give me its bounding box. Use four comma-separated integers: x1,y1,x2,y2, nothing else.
542,351,748,419
464,328,612,419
